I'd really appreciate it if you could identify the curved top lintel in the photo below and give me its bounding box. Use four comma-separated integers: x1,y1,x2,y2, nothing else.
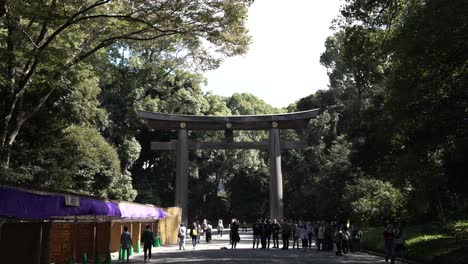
138,109,318,130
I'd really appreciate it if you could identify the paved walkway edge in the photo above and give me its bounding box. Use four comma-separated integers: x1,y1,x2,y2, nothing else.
361,249,423,264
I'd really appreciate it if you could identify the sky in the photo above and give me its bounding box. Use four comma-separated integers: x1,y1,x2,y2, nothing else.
201,0,343,108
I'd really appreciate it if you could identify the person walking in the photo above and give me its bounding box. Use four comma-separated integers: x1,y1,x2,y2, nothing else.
178,223,187,250
190,222,198,250
230,219,240,249
120,226,133,262
217,219,224,237
394,224,405,261
252,219,261,248
281,219,291,250
242,220,247,232
334,226,344,256
202,219,208,241
272,219,281,248
307,222,313,248
292,224,300,249
383,224,395,263
196,221,202,244
300,223,308,251
342,226,350,254
317,222,325,251
141,224,155,262
206,222,213,243
265,219,272,249
260,219,267,249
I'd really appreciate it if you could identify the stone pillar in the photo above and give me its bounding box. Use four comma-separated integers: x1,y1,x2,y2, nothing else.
175,128,188,226
269,126,284,221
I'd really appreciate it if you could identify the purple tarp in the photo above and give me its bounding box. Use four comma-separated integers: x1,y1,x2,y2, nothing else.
0,185,165,220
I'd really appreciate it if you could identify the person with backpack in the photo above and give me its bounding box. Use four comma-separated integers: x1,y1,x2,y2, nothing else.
190,222,198,250
141,224,155,262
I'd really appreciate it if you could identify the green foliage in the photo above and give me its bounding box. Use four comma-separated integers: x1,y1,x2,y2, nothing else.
343,178,407,225
0,0,253,167
118,137,142,171
445,221,468,242
58,125,127,198
361,223,468,263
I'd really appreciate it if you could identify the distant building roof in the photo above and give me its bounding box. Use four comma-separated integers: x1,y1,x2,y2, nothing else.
0,184,165,221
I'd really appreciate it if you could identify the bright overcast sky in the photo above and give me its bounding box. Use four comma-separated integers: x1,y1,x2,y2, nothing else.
201,0,343,108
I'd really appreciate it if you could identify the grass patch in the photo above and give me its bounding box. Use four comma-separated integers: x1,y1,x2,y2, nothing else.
361,222,468,263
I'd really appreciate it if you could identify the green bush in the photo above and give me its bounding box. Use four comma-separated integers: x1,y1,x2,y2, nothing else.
445,221,468,241
362,223,468,263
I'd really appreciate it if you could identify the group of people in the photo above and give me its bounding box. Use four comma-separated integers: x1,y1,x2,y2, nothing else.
120,218,404,263
178,218,242,250
250,218,363,254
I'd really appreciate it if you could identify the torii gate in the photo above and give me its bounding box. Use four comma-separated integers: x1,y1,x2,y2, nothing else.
138,109,318,225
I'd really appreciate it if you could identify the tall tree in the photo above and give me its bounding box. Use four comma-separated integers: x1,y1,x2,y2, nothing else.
0,0,253,168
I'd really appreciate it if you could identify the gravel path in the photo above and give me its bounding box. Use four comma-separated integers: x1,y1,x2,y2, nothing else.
113,229,393,264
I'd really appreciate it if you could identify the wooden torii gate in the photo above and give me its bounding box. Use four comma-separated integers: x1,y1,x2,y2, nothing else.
138,109,318,225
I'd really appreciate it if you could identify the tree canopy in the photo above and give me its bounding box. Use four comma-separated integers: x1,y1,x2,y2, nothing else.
1,0,466,225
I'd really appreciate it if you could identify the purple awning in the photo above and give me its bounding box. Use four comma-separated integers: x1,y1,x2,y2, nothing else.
0,185,165,220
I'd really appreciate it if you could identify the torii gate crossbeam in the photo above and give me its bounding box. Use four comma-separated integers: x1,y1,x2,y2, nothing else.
138,109,318,225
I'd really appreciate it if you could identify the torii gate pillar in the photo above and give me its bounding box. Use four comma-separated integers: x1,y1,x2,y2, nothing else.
269,126,283,221
175,128,188,226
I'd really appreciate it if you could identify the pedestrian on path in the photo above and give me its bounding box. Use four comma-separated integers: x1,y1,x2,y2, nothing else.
383,224,395,263
281,219,291,250
300,223,308,251
272,219,281,248
230,219,240,249
141,224,154,262
242,220,247,232
252,219,261,248
178,223,187,250
120,226,133,262
217,219,224,237
206,222,213,243
292,223,300,249
190,222,198,250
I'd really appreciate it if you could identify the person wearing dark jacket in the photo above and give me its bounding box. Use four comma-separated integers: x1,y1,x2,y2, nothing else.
335,227,344,256
383,224,395,263
272,219,281,248
120,226,133,262
281,219,291,250
141,224,155,262
252,219,261,248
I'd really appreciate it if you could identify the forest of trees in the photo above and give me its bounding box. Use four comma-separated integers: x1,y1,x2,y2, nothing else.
1,0,466,226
